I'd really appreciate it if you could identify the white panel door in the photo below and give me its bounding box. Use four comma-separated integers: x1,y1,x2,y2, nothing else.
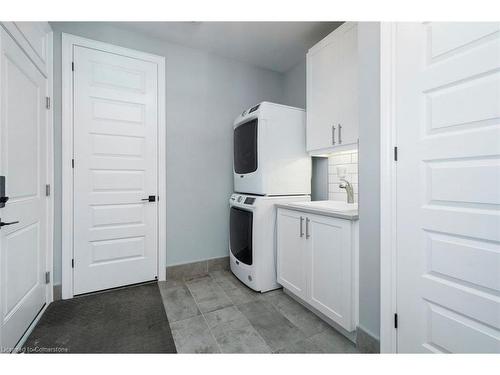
276,209,308,299
0,29,47,350
396,22,500,353
308,214,353,331
73,46,158,295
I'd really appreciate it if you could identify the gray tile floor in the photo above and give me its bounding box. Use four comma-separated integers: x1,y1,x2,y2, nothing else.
159,270,358,353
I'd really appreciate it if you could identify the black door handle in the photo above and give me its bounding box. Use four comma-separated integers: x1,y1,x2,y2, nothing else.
141,195,156,202
0,220,19,228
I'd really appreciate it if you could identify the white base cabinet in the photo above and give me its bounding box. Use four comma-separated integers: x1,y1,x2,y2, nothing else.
277,208,358,332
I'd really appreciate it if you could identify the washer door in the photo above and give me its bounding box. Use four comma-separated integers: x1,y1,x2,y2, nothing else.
229,207,253,265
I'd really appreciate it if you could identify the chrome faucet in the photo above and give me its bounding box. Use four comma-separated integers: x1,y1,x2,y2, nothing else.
339,178,354,204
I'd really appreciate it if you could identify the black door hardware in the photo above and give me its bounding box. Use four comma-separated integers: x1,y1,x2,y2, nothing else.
141,195,156,202
0,176,7,208
0,220,19,228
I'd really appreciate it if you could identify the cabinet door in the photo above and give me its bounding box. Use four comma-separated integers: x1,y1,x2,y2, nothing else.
338,23,358,146
306,35,342,151
307,214,353,331
276,209,308,300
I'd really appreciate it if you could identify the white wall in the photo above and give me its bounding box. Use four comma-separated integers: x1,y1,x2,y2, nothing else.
357,22,381,341
50,22,284,284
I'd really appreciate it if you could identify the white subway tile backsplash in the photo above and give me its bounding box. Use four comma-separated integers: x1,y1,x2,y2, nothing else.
329,192,347,201
346,164,358,174
328,149,359,203
330,154,352,165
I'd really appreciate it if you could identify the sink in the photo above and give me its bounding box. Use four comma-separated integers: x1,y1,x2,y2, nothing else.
289,200,358,212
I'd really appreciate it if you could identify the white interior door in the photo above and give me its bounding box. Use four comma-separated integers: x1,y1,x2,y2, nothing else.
0,28,48,350
73,45,158,295
396,22,500,353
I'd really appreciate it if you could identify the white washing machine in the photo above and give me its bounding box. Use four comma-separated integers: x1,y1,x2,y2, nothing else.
229,193,310,292
233,102,311,196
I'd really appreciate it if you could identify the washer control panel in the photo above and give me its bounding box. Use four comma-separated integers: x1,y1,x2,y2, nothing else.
230,194,256,206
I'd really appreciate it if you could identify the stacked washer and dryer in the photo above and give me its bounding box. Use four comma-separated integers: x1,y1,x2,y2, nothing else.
229,102,311,292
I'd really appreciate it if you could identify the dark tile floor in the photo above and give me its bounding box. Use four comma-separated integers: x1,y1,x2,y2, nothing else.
158,270,358,353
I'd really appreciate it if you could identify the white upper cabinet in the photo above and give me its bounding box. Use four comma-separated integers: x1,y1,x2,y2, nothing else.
306,22,358,153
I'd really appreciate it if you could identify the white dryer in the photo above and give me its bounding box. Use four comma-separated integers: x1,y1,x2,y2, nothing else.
233,102,311,196
229,193,310,292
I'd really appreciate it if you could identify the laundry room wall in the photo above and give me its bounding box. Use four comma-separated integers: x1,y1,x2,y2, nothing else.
50,22,284,285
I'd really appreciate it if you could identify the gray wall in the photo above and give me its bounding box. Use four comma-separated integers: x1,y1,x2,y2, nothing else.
311,157,329,201
357,22,381,340
50,22,284,285
283,58,306,108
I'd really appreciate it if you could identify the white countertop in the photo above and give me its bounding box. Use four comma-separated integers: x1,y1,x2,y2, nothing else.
276,200,359,220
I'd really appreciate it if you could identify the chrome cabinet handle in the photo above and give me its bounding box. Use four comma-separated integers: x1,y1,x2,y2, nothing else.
338,124,342,144
300,216,304,237
306,218,310,239
332,125,336,145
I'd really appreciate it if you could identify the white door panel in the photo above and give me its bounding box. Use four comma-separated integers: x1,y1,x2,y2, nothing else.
308,214,353,331
396,22,500,353
306,37,341,151
0,28,47,350
276,209,307,299
73,46,158,295
338,23,358,146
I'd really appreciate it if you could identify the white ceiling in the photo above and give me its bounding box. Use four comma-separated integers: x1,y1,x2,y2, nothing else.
113,22,342,73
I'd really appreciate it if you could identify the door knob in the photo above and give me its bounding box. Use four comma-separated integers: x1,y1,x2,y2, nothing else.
141,195,156,202
0,220,19,228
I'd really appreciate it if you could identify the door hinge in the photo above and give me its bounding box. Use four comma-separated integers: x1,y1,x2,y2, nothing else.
45,271,50,284
394,147,398,161
72,159,74,168
72,62,74,71
45,184,50,197
45,96,51,109
394,313,398,329
72,259,74,268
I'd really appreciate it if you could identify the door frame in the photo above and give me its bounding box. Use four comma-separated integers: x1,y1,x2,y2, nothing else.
61,33,166,299
379,22,398,354
0,23,54,351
